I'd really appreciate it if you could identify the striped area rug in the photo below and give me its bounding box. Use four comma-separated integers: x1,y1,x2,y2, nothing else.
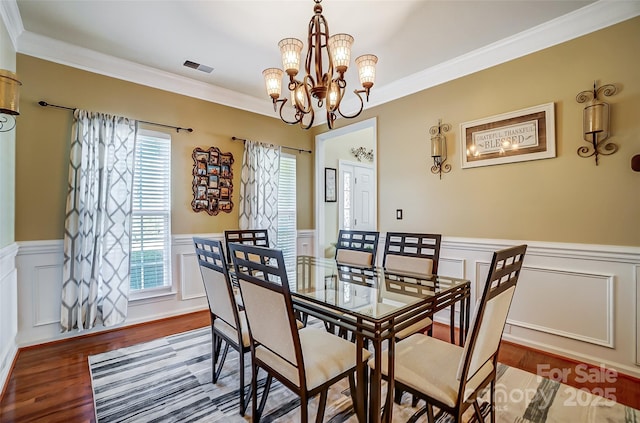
89,327,638,422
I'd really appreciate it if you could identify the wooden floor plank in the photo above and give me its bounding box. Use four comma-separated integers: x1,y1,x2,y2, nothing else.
1,311,637,422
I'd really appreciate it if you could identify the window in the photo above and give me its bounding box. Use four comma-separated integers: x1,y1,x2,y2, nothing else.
130,130,172,295
277,154,297,288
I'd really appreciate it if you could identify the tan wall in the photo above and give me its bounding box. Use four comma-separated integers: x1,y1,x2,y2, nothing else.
0,18,16,248
15,55,314,241
317,17,640,247
15,17,640,246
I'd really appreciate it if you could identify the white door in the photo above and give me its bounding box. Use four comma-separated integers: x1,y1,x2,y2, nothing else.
339,160,375,231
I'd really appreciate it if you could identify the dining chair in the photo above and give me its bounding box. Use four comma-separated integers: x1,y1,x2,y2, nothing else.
335,229,380,267
229,243,372,423
382,232,442,339
370,244,527,423
223,228,270,262
193,237,251,416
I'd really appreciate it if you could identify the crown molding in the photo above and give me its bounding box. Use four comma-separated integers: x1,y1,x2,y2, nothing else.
12,0,640,121
0,0,23,51
343,0,640,113
17,31,275,118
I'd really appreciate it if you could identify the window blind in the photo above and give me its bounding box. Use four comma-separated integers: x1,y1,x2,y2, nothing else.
130,131,172,291
277,154,297,288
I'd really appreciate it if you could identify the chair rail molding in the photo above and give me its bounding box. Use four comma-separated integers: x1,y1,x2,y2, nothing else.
10,234,640,379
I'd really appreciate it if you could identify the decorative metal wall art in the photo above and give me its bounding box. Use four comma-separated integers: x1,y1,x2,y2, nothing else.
429,119,451,179
576,81,617,165
192,147,234,215
350,146,374,162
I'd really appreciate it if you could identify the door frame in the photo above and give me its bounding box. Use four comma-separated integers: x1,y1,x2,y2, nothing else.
315,117,377,257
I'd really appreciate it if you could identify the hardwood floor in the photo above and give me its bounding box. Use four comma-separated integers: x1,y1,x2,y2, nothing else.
1,311,638,422
0,311,210,423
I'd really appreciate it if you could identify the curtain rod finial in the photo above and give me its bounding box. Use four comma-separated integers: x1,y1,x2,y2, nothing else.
38,101,48,107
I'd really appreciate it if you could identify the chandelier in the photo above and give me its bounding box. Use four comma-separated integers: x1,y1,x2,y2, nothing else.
262,0,378,130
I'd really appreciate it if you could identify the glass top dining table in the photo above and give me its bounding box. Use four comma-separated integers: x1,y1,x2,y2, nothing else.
290,256,471,423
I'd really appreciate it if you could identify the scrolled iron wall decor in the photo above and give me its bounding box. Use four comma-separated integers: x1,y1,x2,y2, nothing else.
192,147,234,215
430,119,451,179
576,81,617,165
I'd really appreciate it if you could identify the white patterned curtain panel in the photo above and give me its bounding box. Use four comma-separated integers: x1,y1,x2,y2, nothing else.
61,110,137,332
238,141,281,245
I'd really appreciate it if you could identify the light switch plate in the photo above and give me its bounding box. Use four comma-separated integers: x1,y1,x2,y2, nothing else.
396,209,403,220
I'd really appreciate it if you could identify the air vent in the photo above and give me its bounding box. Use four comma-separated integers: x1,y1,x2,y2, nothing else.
183,60,213,74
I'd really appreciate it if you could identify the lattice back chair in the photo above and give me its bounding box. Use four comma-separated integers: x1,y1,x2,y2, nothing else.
229,243,371,423
370,244,527,423
193,237,251,416
224,229,270,263
334,229,380,267
383,232,441,275
383,232,442,341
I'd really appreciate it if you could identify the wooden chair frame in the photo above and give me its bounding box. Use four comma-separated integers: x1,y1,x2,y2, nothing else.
335,229,380,266
229,243,360,423
389,244,527,423
193,237,251,416
224,229,269,263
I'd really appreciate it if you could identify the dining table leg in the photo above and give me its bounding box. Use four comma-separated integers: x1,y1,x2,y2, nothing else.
355,333,367,422
370,333,384,423
383,332,395,423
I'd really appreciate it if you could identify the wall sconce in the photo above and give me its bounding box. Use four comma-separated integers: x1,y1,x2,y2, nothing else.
350,146,374,162
430,119,451,179
0,69,22,133
576,81,617,165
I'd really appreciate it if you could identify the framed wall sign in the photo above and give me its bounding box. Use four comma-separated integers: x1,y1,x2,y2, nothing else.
325,167,336,202
460,102,556,169
192,147,234,215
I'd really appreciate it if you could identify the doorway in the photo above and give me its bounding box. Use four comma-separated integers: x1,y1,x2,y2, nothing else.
315,118,377,258
338,160,375,231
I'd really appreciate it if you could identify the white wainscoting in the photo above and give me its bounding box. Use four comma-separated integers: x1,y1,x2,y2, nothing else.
11,233,640,380
372,236,640,378
13,231,315,349
439,238,640,378
15,236,211,348
0,242,18,394
636,264,640,366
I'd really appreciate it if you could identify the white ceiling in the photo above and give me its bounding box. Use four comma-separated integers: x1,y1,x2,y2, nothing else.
3,0,640,124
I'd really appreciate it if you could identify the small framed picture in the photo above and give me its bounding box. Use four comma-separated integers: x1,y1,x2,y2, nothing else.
325,167,336,203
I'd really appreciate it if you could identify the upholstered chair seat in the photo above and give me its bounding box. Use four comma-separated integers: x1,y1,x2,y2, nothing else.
369,334,493,408
213,310,251,348
255,326,371,390
193,237,253,416
368,245,527,422
230,243,371,423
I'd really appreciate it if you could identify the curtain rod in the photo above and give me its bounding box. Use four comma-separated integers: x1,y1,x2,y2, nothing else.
38,101,194,133
231,136,312,154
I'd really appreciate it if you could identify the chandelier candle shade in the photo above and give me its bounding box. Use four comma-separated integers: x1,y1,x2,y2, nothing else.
262,0,378,129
